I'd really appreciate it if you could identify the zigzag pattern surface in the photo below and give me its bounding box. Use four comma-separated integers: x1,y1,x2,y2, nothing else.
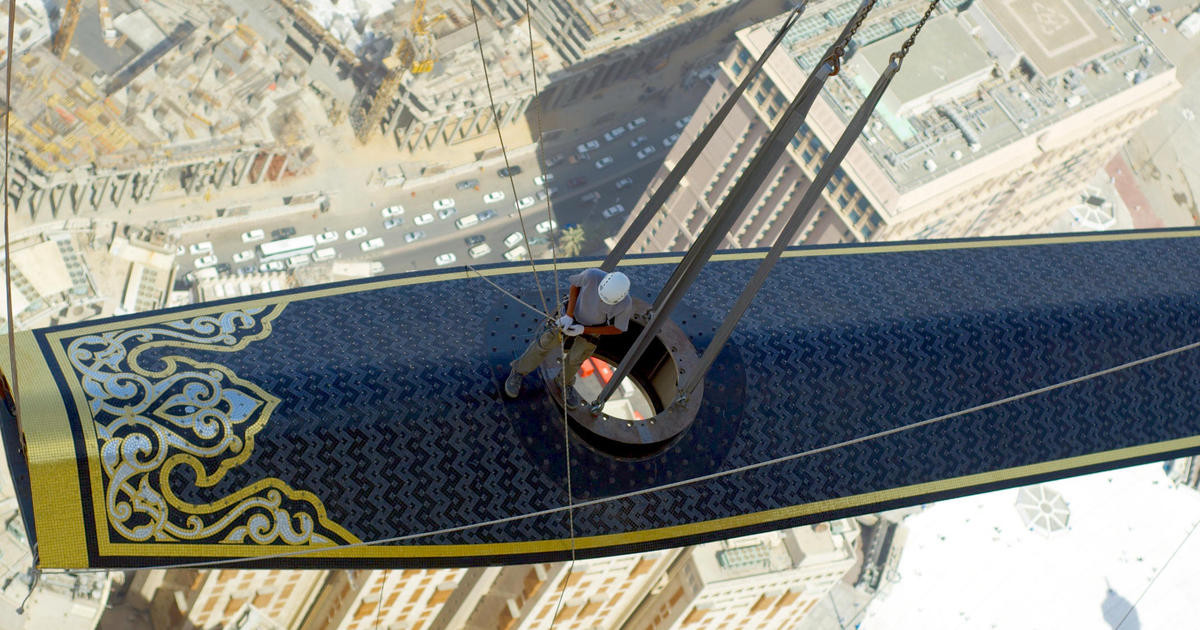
27,231,1200,567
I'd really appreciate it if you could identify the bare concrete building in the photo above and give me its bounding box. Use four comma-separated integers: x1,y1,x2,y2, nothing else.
621,0,1181,254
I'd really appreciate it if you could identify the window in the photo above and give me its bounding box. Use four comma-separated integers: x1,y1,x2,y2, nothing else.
802,150,813,163
849,209,861,223
755,92,766,105
767,106,778,120
738,48,751,64
857,197,870,211
731,62,743,76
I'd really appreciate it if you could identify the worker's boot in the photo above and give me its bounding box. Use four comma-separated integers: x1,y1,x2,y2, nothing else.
504,365,523,398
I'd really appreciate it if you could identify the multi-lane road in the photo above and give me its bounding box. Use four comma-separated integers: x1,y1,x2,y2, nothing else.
175,109,694,281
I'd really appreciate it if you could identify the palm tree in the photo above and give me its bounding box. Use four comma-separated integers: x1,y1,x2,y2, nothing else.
560,226,586,257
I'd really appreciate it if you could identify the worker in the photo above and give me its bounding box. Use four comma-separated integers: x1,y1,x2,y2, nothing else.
505,269,633,408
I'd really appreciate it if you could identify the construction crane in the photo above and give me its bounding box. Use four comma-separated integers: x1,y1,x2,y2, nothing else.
51,0,84,59
355,0,444,142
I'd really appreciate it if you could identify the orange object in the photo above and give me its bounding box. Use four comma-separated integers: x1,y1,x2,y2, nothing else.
596,360,613,383
633,411,644,420
578,358,595,378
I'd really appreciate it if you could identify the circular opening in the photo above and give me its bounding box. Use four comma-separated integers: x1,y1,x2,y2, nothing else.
570,356,655,421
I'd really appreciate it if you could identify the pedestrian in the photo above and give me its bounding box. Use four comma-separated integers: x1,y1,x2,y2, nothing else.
505,269,633,409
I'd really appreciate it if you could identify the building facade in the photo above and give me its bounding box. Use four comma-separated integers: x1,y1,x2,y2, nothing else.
622,0,1181,253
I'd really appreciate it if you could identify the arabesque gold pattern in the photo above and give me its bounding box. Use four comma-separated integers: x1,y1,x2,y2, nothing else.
64,307,357,547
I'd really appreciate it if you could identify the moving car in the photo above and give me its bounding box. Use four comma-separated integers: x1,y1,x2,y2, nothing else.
433,198,456,211
360,238,385,252
602,203,627,218
413,213,435,226
404,231,426,243
533,173,554,186
464,234,486,247
232,250,254,263
383,217,404,229
468,243,492,259
240,230,264,243
535,220,558,234
435,252,457,266
195,255,218,268
594,156,614,169
503,231,525,248
437,207,457,220
576,140,600,153
456,179,479,190
190,242,214,256
381,205,404,217
544,153,566,168
628,135,648,148
636,146,657,160
316,231,339,245
476,209,498,222
615,177,634,190
345,227,369,240
581,191,601,203
498,165,523,177
483,191,505,203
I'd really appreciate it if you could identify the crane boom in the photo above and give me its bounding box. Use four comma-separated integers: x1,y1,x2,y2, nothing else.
51,0,84,59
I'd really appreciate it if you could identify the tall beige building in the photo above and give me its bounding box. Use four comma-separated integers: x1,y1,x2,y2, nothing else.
622,521,860,630
622,0,1181,253
299,567,469,630
138,568,328,629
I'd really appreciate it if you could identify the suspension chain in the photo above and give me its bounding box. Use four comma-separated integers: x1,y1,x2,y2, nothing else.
891,0,941,65
823,0,876,76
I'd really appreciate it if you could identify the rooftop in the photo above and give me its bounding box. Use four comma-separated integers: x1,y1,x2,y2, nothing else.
744,0,1177,191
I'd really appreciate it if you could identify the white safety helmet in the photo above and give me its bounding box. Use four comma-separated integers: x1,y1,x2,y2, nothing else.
597,271,630,305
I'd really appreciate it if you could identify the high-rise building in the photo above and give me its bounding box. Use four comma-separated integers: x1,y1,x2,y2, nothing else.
299,568,469,630
445,550,680,629
622,0,1181,253
621,521,860,630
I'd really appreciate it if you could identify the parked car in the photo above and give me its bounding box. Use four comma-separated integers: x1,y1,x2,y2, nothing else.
345,227,369,240
636,146,657,160
404,231,426,243
232,250,254,263
435,252,457,266
237,265,256,275
602,203,627,219
381,205,404,217
468,243,492,259
626,116,647,131
503,231,525,248
535,220,558,234
628,135,649,148
195,254,218,268
603,126,626,142
483,191,505,203
433,198,456,211
516,196,536,210
545,153,566,168
413,213,435,226
316,230,339,245
175,245,185,256
477,209,498,222
190,241,214,256
663,133,680,147
383,217,404,229
437,207,457,220
497,165,523,177
312,248,336,262
240,230,264,243
504,245,528,262
456,178,479,190
360,238,385,252
674,115,691,129
271,226,296,240
581,191,601,203
615,177,634,190
594,156,614,169
464,234,486,247
214,263,231,275
576,140,600,153
533,173,554,186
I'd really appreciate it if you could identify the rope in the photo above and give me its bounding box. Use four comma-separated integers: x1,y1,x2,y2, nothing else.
468,0,551,318
465,265,551,319
371,569,390,630
522,0,563,310
55,337,1200,573
1115,516,1200,629
547,335,576,630
3,0,20,427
